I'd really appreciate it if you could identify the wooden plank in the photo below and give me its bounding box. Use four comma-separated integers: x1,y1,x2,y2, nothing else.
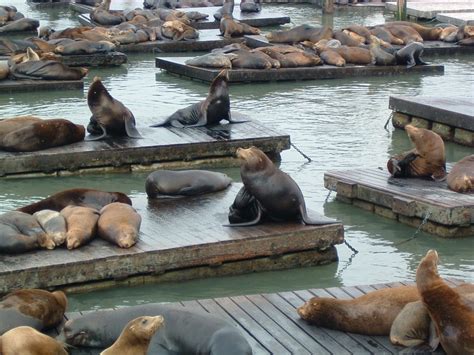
0,52,127,67
437,11,474,26
0,79,83,93
386,1,474,19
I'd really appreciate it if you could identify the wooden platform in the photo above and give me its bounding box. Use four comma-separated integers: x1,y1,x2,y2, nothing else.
0,52,127,67
437,11,474,26
389,96,474,147
155,56,444,83
0,118,290,178
0,79,83,93
27,0,71,9
55,279,468,354
324,168,474,238
386,1,474,19
0,183,343,296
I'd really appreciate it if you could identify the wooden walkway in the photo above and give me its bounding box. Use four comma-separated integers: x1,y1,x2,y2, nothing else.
0,79,83,93
437,11,474,26
0,52,127,67
0,183,343,295
324,168,474,238
155,56,444,83
390,96,474,147
55,279,468,354
385,1,474,20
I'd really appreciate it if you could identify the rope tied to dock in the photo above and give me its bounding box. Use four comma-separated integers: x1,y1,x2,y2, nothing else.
395,210,432,246
384,112,394,130
290,142,312,163
344,239,359,254
324,188,335,203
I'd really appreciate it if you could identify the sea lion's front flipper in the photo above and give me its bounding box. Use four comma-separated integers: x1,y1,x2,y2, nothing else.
85,124,107,141
428,320,440,351
124,114,142,138
390,152,419,177
300,206,339,225
176,184,214,196
223,207,262,227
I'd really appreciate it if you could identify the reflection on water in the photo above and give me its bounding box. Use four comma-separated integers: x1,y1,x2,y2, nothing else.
1,2,473,311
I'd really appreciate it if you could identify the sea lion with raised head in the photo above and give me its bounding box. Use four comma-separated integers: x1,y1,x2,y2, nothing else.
0,289,67,334
0,211,49,253
97,202,141,248
0,326,67,355
447,155,474,193
387,125,446,180
33,210,67,249
61,205,100,250
101,316,164,355
416,250,474,355
86,76,141,140
214,0,234,21
395,42,427,68
227,147,338,226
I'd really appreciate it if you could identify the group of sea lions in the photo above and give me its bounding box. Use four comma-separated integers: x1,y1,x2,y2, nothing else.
0,5,39,34
298,249,474,354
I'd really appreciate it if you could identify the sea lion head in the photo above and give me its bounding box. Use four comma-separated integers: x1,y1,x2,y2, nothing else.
209,69,229,96
297,298,328,322
38,26,54,40
464,25,474,37
63,318,101,347
111,192,133,205
77,67,89,79
127,315,164,341
52,291,68,311
417,249,439,281
37,232,56,250
236,146,273,173
66,232,82,250
116,226,139,248
88,76,112,111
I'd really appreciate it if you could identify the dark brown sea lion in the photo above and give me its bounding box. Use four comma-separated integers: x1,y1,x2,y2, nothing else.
370,26,404,45
98,202,141,248
416,250,474,355
55,40,115,55
447,155,474,193
395,42,427,68
9,60,88,81
297,286,420,335
91,7,125,26
86,76,141,140
0,211,49,253
0,60,8,79
387,124,446,180
0,117,85,152
240,0,261,12
385,21,442,41
0,326,67,355
227,147,338,226
61,205,100,250
220,15,260,38
214,0,234,21
0,18,39,33
185,52,235,69
17,188,132,215
33,210,67,249
266,24,332,44
101,316,164,355
0,289,67,334
255,46,321,67
331,46,374,65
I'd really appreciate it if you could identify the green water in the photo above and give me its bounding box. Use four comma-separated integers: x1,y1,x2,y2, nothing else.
1,3,473,312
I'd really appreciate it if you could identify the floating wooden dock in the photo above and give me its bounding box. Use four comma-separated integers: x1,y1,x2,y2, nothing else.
324,168,474,238
0,118,290,178
55,279,467,354
385,1,474,19
0,183,343,295
0,52,127,67
437,11,474,26
155,56,444,83
0,79,83,93
389,96,474,147
27,0,71,9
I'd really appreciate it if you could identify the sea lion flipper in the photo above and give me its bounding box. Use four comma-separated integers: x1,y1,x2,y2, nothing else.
85,124,107,141
223,206,262,227
124,115,142,139
300,207,339,225
428,320,440,351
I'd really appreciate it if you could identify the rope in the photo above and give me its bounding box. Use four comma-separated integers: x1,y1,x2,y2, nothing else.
324,188,335,203
384,112,394,130
290,142,312,163
395,210,432,246
344,239,359,254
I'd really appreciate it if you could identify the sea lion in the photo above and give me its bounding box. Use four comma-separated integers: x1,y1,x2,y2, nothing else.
161,20,199,41
145,170,232,197
185,52,235,69
214,0,234,21
101,316,164,355
370,26,404,45
385,21,442,41
0,326,67,355
395,42,427,68
60,205,100,250
220,15,260,38
0,289,67,334
33,210,67,249
0,211,47,253
387,124,446,180
343,25,372,44
229,49,274,69
383,24,423,44
267,24,333,44
98,202,141,248
62,304,252,355
55,40,116,55
333,30,362,47
447,155,474,193
297,285,419,335
91,8,125,26
416,250,474,355
0,118,85,152
370,42,395,66
240,0,261,12
0,18,39,33
319,49,345,67
18,188,132,215
9,60,88,81
255,46,321,67
86,76,141,140
227,147,338,226
439,26,458,42
331,46,374,65
0,60,9,80
151,70,245,127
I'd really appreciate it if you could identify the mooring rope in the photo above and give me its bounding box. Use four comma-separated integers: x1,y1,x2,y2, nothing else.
291,142,312,163
344,239,359,254
395,210,432,246
384,112,394,130
336,237,359,277
324,188,335,203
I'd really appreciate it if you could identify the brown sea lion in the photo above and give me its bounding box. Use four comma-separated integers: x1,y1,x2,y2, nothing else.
297,286,420,335
86,76,141,140
439,26,458,42
0,326,67,355
416,250,474,355
383,24,423,44
55,40,115,55
17,188,132,215
0,60,9,80
100,316,164,355
98,202,141,248
342,29,365,45
240,0,261,12
344,25,372,44
33,210,67,249
333,30,362,47
447,155,474,193
0,289,67,334
61,205,100,250
185,52,235,69
230,49,273,69
387,124,446,180
319,49,345,67
10,60,88,81
0,18,39,33
214,0,234,21
219,15,260,38
331,46,374,65
266,24,332,44
370,26,404,45
161,20,199,41
386,21,442,41
255,46,321,67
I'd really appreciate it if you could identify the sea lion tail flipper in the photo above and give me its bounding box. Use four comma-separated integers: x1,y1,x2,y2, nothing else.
124,115,142,138
223,207,262,227
428,320,440,351
300,209,339,225
85,124,107,141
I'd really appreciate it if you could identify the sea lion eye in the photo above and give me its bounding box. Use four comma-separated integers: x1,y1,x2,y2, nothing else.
142,319,148,324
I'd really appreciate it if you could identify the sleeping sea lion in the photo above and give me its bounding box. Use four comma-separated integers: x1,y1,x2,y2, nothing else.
319,49,345,67
230,49,274,69
227,147,338,226
343,25,372,44
416,250,474,355
395,42,427,68
447,155,474,193
98,202,141,248
383,24,423,44
0,289,67,334
9,60,88,81
17,188,132,215
185,52,235,69
369,26,404,45
330,46,374,65
387,124,446,180
161,20,199,41
385,21,442,41
0,18,39,33
33,210,67,249
61,205,100,250
0,211,48,253
55,40,116,55
297,286,419,335
255,46,321,67
333,30,362,47
266,24,332,44
101,316,164,355
240,0,261,12
0,326,67,355
86,76,141,140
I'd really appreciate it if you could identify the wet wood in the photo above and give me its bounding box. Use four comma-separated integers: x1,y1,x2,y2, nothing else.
0,52,127,67
155,56,445,83
0,78,83,93
437,11,474,26
27,0,71,9
324,168,474,238
385,1,474,20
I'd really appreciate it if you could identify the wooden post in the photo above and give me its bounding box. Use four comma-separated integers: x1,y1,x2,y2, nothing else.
322,0,334,14
396,0,407,20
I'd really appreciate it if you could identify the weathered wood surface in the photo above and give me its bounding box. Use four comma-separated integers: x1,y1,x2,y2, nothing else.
0,52,127,67
437,11,474,26
324,168,474,238
155,56,445,83
0,78,83,93
0,184,344,295
27,0,71,9
0,118,290,177
386,1,474,19
56,280,467,354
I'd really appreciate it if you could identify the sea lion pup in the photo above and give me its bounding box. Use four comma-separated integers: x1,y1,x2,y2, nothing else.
9,60,88,81
86,76,141,140
98,203,141,248
18,188,132,215
297,286,419,335
101,316,164,355
447,155,474,193
33,210,67,249
227,147,338,226
395,42,427,68
240,0,261,12
214,0,234,21
0,289,67,334
220,14,260,38
387,125,446,180
146,170,232,197
0,326,67,355
416,250,474,355
61,205,100,250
